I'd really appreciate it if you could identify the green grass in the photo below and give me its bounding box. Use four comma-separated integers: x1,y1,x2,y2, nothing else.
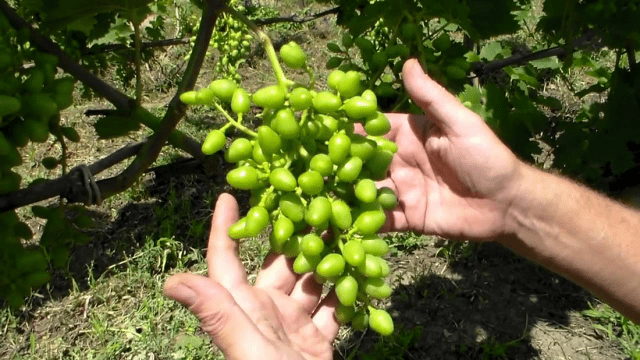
582,302,640,359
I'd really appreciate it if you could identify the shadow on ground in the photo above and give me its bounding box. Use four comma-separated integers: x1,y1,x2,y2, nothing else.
335,242,608,359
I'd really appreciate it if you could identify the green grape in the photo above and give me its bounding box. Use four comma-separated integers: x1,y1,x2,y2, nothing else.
279,193,305,222
225,138,252,162
271,216,294,251
293,252,320,274
349,134,376,161
354,210,386,235
377,187,398,210
309,154,333,176
42,156,58,170
330,199,352,230
328,133,351,164
209,79,238,102
335,303,356,324
365,150,394,180
269,167,297,192
445,65,467,79
336,71,361,99
342,96,377,119
226,166,260,190
355,179,378,203
257,126,282,155
244,206,270,236
280,41,307,69
432,33,451,51
369,51,388,71
327,70,345,91
231,88,251,114
289,87,312,110
298,170,324,196
335,275,358,306
351,310,369,331
316,253,345,278
229,218,249,239
363,277,392,299
357,253,383,278
336,156,363,183
180,90,198,105
273,108,300,139
364,112,391,136
252,85,286,109
305,196,332,227
0,95,20,117
301,234,324,256
202,129,226,155
342,240,365,267
312,92,342,114
369,308,394,336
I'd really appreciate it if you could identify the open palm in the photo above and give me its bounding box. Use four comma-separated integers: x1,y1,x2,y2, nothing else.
164,194,339,360
379,60,524,241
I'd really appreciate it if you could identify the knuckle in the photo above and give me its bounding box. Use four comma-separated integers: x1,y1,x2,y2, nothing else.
198,306,231,337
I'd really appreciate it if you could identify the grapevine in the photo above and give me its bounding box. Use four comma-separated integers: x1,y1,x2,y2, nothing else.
187,0,253,81
0,12,88,308
181,21,399,335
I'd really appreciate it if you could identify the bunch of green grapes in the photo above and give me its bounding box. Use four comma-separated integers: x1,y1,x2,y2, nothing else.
326,15,471,110
187,0,253,82
0,14,80,308
182,38,398,335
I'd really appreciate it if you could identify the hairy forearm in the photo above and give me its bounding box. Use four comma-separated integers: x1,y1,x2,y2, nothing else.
502,164,640,322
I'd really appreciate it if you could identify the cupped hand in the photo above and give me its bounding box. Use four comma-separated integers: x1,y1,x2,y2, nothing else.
164,193,339,360
379,59,524,241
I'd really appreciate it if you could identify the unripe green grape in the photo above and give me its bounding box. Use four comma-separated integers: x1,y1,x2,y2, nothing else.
363,277,392,299
209,79,238,103
310,154,333,176
369,308,394,335
335,275,358,306
301,234,324,256
342,96,377,119
337,71,361,99
273,108,300,139
180,90,198,105
283,234,303,258
257,126,282,156
316,253,345,278
352,310,369,331
355,179,378,203
225,138,252,162
252,85,286,109
305,196,332,227
335,303,356,324
280,41,307,69
357,254,382,278
349,134,376,161
202,129,226,155
293,252,321,274
42,156,58,170
269,167,297,192
312,92,342,114
231,88,251,114
336,156,363,183
330,199,352,230
279,193,305,222
377,187,398,210
327,70,345,91
371,136,398,153
365,150,394,180
229,217,249,239
289,87,312,110
271,216,294,252
244,206,270,236
328,133,351,165
361,236,390,256
298,170,324,196
342,240,366,267
226,166,260,190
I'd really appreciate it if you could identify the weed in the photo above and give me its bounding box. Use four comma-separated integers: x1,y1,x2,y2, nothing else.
583,301,640,359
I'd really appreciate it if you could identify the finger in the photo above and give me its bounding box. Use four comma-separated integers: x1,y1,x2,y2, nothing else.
254,253,298,294
403,59,485,137
312,290,341,342
164,273,270,359
207,193,248,288
289,272,323,314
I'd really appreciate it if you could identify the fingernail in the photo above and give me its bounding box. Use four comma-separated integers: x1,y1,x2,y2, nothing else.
168,282,197,307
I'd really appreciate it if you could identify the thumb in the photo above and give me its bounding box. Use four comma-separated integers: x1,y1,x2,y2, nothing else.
164,273,269,359
402,59,484,137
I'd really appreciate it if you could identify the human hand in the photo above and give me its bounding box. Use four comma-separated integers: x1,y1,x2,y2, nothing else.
380,59,525,241
164,194,339,360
